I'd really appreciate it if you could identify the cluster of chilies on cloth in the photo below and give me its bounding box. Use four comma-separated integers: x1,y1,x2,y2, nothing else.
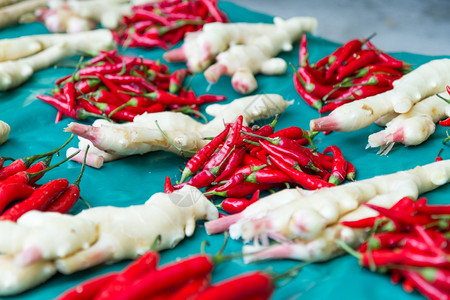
37,50,225,123
114,0,229,49
166,115,355,214
0,136,85,221
56,246,290,300
341,196,450,300
293,35,411,113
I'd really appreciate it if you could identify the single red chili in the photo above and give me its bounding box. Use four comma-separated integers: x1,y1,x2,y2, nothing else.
131,8,170,26
217,190,260,214
259,140,324,175
416,204,450,215
94,251,160,300
325,38,364,81
169,275,211,300
199,0,228,22
335,49,380,81
212,147,246,183
364,203,434,226
268,155,334,190
113,254,215,300
242,154,266,166
37,94,90,120
214,164,267,192
205,182,275,198
169,68,189,93
63,81,77,111
74,78,101,94
244,168,292,185
195,271,274,300
57,273,119,300
196,94,227,103
164,176,175,193
0,183,35,214
293,65,323,110
179,123,231,183
0,178,69,221
323,145,347,185
203,116,243,170
401,269,450,300
45,149,88,213
129,33,170,49
269,126,305,140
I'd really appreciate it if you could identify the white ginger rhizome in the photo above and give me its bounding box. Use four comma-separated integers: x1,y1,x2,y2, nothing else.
163,17,318,94
205,160,450,263
0,185,218,296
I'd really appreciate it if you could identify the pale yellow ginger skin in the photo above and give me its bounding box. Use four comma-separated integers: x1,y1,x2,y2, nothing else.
0,29,116,91
310,58,450,132
368,91,450,149
0,0,47,29
48,0,132,30
65,94,293,166
203,17,317,94
206,160,450,263
0,186,217,296
0,211,97,266
0,255,56,297
0,120,10,145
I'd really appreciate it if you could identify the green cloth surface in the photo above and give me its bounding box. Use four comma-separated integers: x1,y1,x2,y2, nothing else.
0,1,449,299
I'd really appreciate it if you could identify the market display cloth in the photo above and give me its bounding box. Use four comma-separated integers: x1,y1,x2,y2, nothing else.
0,2,449,299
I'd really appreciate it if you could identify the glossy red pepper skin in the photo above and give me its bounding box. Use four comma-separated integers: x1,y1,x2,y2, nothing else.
0,183,35,214
323,145,347,185
0,178,69,222
219,190,260,214
57,273,118,300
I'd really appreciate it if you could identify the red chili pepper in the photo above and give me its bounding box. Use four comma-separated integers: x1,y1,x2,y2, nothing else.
340,216,381,228
45,151,87,213
335,50,380,81
56,273,118,300
214,164,267,192
0,178,69,222
203,116,243,170
293,65,323,110
129,33,170,49
169,275,211,300
323,145,347,185
195,271,274,300
212,147,246,183
94,251,160,300
401,269,450,300
259,140,323,175
205,182,275,198
199,0,228,22
169,69,189,93
269,126,304,140
113,254,214,300
0,183,35,214
242,154,266,167
75,78,101,94
366,41,412,70
325,38,364,81
364,203,434,226
268,155,334,190
218,190,260,214
0,136,73,181
345,161,356,181
416,204,450,215
131,8,171,26
244,168,292,185
439,117,450,127
238,115,278,148
164,176,175,193
37,94,92,120
63,81,77,111
179,124,231,183
87,49,119,65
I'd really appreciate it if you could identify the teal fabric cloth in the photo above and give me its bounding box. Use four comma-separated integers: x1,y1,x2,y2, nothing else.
0,1,449,299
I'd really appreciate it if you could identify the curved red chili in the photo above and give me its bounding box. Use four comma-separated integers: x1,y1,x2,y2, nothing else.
323,145,347,185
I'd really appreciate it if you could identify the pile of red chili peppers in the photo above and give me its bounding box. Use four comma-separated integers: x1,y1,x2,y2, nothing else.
56,242,302,300
0,136,87,221
37,50,225,123
114,0,229,49
340,196,450,300
166,115,355,214
294,35,411,113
